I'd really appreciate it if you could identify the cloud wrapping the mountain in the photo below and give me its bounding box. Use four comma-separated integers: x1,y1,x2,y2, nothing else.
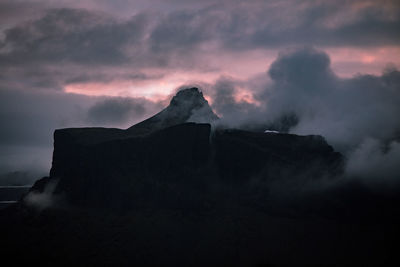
346,138,400,190
211,47,400,186
267,48,400,150
23,179,61,210
213,48,400,149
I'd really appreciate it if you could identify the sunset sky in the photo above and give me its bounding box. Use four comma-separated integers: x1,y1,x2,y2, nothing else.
1,0,399,178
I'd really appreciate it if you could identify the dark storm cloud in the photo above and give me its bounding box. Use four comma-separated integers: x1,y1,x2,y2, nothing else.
249,3,400,48
0,8,148,66
149,8,216,53
1,1,399,72
0,1,43,27
0,7,159,92
65,72,161,85
210,77,262,128
214,47,400,149
0,64,162,92
148,0,400,52
323,9,400,47
268,48,334,86
210,47,400,186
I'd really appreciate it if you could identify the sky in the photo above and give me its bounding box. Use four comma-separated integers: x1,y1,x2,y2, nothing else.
0,0,399,184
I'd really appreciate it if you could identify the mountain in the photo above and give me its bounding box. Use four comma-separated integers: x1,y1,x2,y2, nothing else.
2,87,399,266
24,87,343,209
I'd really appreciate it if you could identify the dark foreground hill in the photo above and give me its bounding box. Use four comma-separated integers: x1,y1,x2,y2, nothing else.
0,88,399,265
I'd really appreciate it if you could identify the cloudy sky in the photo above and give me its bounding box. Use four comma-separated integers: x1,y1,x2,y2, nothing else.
0,0,399,183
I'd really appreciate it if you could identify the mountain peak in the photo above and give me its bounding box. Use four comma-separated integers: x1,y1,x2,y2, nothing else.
168,87,210,117
170,87,204,107
127,87,218,135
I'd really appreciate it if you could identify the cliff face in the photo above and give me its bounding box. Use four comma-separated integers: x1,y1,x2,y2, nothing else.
50,123,211,208
214,129,343,182
31,87,343,209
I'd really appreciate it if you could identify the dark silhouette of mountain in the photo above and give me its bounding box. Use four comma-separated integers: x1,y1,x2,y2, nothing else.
18,87,342,210
1,87,398,265
35,121,341,209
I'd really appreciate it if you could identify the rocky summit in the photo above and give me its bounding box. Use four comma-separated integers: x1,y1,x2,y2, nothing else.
127,87,219,135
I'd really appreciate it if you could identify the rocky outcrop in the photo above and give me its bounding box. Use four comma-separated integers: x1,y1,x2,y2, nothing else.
127,87,218,136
